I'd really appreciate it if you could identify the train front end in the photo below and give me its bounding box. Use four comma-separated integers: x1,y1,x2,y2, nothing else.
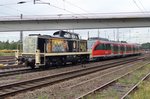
18,35,42,69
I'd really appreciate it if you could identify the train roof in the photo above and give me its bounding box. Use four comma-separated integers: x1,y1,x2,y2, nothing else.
53,30,79,39
28,30,80,39
88,37,109,41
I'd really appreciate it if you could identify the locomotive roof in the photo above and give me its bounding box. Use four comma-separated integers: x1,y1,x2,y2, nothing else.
28,30,80,39
53,30,79,36
53,30,79,39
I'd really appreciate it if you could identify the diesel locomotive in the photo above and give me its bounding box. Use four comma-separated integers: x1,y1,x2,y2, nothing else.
16,30,141,69
17,30,90,69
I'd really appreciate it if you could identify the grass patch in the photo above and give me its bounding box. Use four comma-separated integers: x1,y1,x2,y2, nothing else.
84,64,150,99
84,87,119,99
0,52,15,56
118,64,150,85
37,93,49,99
129,81,150,99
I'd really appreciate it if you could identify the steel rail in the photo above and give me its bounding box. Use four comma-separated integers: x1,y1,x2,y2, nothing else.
0,64,25,70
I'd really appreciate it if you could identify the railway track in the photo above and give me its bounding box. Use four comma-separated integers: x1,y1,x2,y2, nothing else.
0,56,142,98
0,56,15,60
77,61,150,99
0,57,16,66
0,56,141,78
0,67,36,77
0,64,26,70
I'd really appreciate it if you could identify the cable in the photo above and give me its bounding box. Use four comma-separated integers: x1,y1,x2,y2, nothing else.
63,0,89,13
36,0,74,14
132,0,144,12
37,0,88,18
136,0,147,11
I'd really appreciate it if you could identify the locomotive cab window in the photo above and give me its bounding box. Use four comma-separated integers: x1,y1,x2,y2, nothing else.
64,32,71,38
72,34,79,39
53,31,60,37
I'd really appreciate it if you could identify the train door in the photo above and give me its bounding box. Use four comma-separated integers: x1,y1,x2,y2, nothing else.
68,40,73,52
72,40,78,52
118,45,121,55
111,44,114,55
38,38,46,53
67,39,78,52
124,45,127,55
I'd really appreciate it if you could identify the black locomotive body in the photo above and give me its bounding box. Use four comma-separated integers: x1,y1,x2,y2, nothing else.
21,30,90,68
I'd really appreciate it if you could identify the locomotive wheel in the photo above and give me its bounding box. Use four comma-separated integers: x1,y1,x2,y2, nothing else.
25,61,35,69
30,65,35,69
61,57,66,66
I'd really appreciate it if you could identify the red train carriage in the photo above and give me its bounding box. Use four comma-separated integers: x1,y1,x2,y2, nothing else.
87,37,141,60
87,37,114,60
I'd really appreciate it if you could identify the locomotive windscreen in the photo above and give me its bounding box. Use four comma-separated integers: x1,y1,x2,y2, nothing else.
23,36,38,53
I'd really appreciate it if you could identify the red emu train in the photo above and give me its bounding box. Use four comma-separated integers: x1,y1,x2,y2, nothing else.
87,37,141,60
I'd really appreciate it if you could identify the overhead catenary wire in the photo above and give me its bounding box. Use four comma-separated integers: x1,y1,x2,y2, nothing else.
136,0,147,12
35,0,89,18
36,0,76,14
132,0,144,12
63,0,89,13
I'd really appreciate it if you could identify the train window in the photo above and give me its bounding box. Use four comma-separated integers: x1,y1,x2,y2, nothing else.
114,45,118,52
72,35,76,39
133,47,135,52
72,34,79,39
95,44,105,50
53,32,60,37
87,40,96,49
64,33,71,38
106,44,111,50
127,46,131,51
121,46,125,51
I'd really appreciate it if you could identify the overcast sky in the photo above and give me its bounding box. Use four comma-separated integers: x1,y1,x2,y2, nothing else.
0,0,150,43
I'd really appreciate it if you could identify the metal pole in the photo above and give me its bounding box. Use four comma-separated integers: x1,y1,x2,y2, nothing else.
20,14,23,51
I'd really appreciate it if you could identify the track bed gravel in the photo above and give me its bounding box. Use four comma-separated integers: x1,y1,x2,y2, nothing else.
8,59,146,99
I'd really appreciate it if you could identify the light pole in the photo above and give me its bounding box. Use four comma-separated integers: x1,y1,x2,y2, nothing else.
17,2,26,51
